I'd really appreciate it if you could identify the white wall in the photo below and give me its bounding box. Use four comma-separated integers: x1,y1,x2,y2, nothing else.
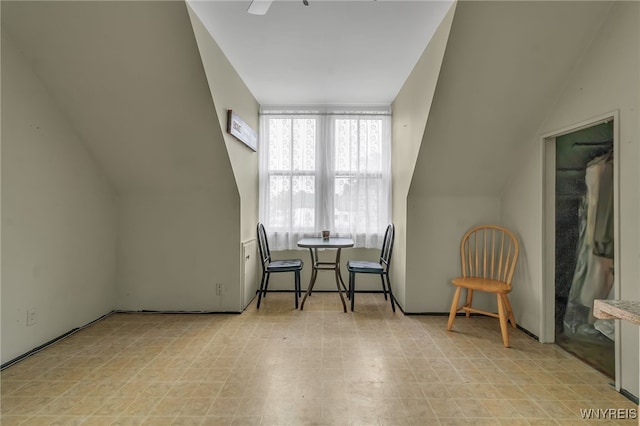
501,1,639,398
1,37,117,364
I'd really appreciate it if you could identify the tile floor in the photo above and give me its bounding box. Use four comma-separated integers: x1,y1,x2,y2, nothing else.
1,292,637,425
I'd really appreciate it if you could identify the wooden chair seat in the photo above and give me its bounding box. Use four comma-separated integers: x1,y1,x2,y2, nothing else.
446,225,519,347
450,277,512,294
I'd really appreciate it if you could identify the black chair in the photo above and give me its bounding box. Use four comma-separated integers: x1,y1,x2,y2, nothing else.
256,223,304,309
347,223,396,312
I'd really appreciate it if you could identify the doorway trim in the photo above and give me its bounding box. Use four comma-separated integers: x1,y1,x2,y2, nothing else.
540,110,620,389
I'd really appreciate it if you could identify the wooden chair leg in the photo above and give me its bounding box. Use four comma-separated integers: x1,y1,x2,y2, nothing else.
496,294,510,347
447,287,462,331
502,294,516,328
465,289,474,318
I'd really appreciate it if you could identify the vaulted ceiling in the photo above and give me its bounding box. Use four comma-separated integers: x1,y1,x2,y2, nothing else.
188,0,453,105
2,0,615,199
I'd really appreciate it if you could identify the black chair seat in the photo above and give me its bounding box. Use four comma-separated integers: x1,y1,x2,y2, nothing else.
347,261,383,273
268,259,303,271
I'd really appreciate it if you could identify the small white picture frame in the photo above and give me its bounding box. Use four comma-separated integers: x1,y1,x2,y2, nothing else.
226,110,257,152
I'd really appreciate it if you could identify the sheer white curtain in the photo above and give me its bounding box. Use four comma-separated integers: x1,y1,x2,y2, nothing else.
330,114,391,248
259,106,391,250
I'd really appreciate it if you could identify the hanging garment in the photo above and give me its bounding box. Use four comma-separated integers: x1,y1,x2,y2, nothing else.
563,153,615,340
593,154,614,258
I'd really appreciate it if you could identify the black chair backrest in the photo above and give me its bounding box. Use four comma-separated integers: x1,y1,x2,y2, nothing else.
380,223,395,271
257,222,271,271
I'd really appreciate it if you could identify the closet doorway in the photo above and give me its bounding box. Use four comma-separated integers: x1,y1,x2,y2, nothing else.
552,119,616,379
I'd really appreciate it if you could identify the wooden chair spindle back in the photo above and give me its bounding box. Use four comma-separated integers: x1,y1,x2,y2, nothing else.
460,225,519,285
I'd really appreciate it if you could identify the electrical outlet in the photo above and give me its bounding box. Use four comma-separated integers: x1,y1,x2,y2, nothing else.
216,283,223,296
26,309,37,326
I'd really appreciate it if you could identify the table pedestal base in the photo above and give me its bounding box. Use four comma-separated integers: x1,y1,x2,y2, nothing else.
300,247,348,312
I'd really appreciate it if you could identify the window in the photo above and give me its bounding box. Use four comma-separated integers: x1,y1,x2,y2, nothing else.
259,107,391,250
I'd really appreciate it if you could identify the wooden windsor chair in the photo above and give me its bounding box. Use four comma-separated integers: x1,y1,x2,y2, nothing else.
446,225,519,347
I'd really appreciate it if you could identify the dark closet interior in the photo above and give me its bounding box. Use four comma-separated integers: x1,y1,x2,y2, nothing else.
555,120,614,379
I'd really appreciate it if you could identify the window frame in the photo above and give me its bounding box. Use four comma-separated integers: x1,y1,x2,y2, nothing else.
259,107,391,249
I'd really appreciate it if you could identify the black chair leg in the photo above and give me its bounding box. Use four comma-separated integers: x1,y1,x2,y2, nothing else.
350,272,355,312
263,274,271,297
385,274,395,312
257,272,268,309
380,275,388,300
294,271,300,309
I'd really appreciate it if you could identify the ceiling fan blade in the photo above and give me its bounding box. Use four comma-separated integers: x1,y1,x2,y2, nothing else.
247,0,273,15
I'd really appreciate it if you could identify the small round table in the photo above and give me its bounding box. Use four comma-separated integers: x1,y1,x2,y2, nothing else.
297,237,354,312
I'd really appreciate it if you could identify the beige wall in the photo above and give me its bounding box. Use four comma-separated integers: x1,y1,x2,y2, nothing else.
187,5,260,309
1,37,117,363
188,4,259,246
116,189,239,312
399,1,611,317
501,1,639,397
406,195,501,313
2,1,246,322
113,4,249,313
390,4,456,310
500,145,543,334
98,3,243,313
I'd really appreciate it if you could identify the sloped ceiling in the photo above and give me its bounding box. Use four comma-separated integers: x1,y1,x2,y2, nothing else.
410,1,613,197
2,0,614,198
1,1,235,194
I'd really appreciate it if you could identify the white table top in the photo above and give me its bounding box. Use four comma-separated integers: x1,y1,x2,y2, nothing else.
297,237,354,249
